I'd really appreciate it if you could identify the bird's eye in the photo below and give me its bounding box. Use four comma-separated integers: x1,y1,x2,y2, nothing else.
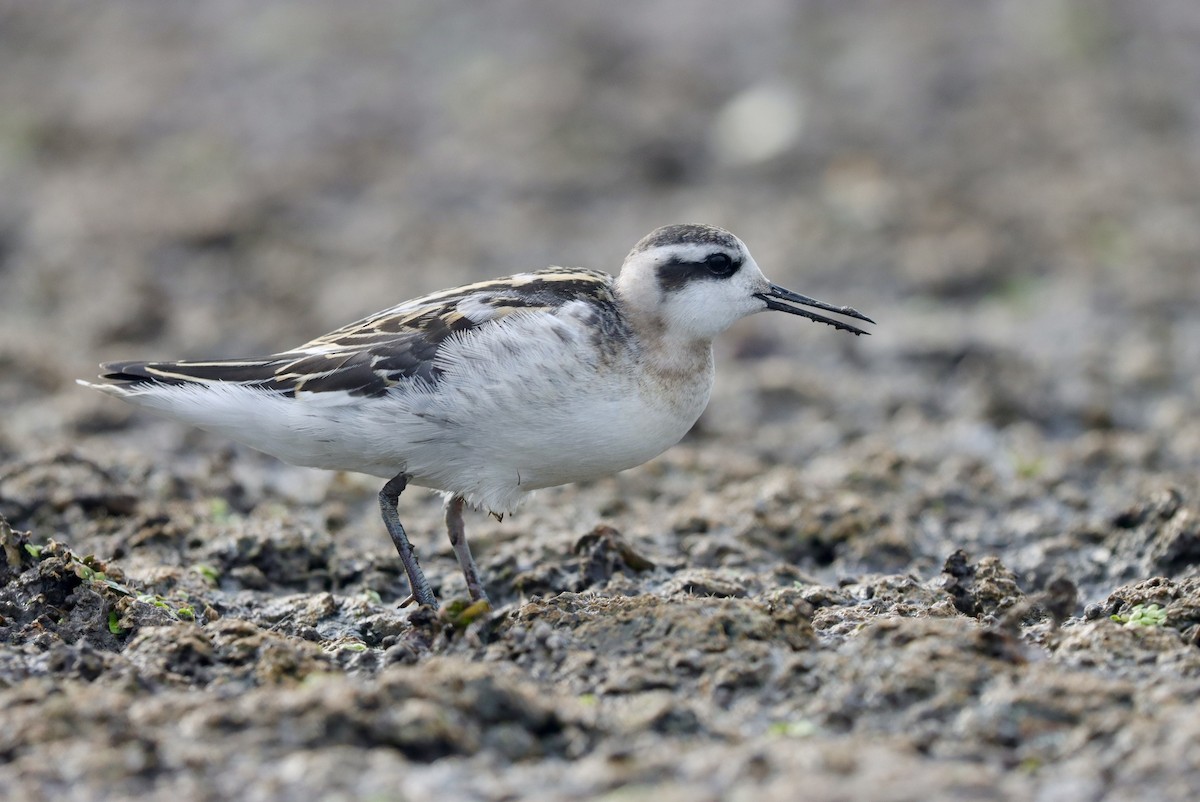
705,253,735,276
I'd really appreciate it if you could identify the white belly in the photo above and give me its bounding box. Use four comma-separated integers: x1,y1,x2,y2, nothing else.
391,364,711,512
460,383,703,490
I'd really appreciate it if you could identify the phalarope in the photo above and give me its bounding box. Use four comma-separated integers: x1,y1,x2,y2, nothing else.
82,224,873,608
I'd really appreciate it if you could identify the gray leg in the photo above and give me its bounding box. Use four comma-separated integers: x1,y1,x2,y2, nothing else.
446,495,490,603
379,474,437,608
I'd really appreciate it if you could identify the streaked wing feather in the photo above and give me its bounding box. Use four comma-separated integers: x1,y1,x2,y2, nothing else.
98,268,617,398
99,357,300,393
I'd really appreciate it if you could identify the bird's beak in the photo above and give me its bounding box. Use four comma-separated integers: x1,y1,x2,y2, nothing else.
754,284,875,336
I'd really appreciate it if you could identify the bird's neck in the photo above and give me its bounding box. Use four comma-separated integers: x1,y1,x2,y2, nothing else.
643,326,714,377
614,283,714,386
638,328,715,421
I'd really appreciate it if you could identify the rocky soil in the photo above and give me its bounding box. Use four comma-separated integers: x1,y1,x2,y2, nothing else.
1,3,1199,800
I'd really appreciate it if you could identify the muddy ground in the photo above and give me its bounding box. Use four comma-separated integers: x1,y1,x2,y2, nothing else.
2,3,1200,800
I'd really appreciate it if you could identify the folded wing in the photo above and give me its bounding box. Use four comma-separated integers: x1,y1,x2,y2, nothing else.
95,268,617,398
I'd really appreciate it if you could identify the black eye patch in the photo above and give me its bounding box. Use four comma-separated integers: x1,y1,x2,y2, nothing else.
656,253,742,292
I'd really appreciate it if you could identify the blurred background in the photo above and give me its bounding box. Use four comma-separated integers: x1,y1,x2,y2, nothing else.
1,0,1198,497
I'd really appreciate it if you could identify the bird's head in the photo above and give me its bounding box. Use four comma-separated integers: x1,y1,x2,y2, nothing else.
616,224,874,342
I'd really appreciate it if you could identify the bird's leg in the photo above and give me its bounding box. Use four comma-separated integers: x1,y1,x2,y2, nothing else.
445,495,490,604
379,474,437,608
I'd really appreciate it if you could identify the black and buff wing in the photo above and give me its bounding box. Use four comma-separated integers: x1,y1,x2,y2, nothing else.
97,269,619,398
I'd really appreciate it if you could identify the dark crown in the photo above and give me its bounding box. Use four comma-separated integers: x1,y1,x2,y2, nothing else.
629,224,741,258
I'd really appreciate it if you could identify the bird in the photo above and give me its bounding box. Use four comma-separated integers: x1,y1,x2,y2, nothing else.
80,224,873,609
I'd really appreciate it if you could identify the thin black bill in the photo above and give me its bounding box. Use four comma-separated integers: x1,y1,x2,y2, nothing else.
755,284,875,336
